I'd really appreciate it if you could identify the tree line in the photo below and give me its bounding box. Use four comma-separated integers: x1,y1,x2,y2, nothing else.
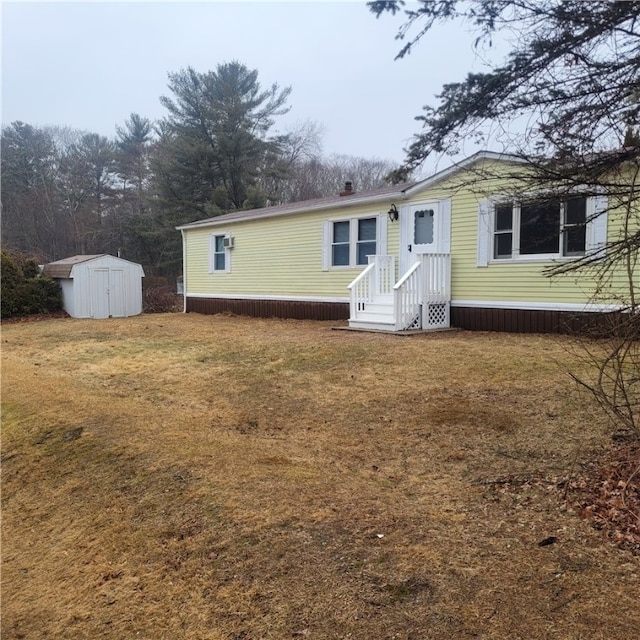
1,61,398,280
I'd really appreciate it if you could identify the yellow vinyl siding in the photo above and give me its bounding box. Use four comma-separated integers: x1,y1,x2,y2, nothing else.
185,203,396,299
183,157,636,308
404,160,635,307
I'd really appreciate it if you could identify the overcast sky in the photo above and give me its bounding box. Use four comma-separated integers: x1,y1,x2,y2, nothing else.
1,1,502,174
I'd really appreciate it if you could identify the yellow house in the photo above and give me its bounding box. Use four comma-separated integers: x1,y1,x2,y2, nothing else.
177,151,630,333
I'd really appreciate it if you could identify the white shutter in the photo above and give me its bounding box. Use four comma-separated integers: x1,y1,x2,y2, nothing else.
321,221,331,271
439,198,452,253
225,247,232,273
350,219,358,265
586,195,608,255
208,234,215,273
477,200,491,267
377,213,388,255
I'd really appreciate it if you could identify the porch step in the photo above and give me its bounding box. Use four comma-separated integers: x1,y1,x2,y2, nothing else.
348,319,397,332
358,302,394,316
349,300,395,330
352,311,394,323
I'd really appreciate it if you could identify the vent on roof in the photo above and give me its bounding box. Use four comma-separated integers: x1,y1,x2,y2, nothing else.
339,181,355,196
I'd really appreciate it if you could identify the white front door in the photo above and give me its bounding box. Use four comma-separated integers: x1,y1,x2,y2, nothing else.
400,200,441,274
410,203,438,254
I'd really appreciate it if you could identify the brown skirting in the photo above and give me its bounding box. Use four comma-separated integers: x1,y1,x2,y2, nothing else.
450,306,610,335
186,297,350,321
186,296,610,334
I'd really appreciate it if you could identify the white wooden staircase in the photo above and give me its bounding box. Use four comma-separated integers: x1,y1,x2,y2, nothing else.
348,254,451,332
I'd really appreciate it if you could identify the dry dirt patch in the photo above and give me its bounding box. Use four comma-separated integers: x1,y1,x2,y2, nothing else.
2,313,638,639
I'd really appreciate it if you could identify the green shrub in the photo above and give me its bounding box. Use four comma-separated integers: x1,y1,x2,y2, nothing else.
1,250,22,317
1,250,63,318
20,277,63,315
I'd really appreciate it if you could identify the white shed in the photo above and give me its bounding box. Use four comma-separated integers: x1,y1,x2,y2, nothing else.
42,254,144,319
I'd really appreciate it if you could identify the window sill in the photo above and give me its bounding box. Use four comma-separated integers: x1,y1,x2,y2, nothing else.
489,254,584,265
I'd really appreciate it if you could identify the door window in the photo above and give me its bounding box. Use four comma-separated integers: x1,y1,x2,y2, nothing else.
414,209,434,245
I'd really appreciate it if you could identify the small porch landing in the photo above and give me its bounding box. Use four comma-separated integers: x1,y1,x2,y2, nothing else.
347,254,451,333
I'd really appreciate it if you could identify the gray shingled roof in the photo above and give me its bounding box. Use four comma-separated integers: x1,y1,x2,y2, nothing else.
42,255,108,279
175,150,525,232
176,182,415,230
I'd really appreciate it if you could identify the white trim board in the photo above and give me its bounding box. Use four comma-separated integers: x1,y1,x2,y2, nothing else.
404,151,526,197
451,300,622,312
186,293,350,303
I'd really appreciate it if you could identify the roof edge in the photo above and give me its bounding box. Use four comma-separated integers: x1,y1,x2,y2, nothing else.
177,150,527,231
176,189,409,231
403,150,528,196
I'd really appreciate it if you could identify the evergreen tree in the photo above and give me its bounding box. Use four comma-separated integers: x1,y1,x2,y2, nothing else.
156,61,291,217
116,113,153,214
141,61,291,276
1,122,62,260
57,132,118,255
112,114,155,262
369,0,640,177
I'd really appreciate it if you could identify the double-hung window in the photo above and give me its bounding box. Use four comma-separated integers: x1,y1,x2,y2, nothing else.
332,221,351,266
329,217,378,267
356,217,377,265
492,197,587,260
493,203,514,259
562,197,588,256
209,234,231,273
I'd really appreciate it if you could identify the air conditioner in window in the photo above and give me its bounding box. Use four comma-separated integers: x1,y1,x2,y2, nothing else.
223,235,234,249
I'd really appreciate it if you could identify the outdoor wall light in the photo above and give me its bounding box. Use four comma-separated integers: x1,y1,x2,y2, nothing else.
388,203,399,222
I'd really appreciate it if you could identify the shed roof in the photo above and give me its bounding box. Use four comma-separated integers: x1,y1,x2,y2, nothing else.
42,254,144,279
42,255,107,278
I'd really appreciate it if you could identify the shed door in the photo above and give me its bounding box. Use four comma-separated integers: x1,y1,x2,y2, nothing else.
92,269,110,318
91,268,126,318
108,269,126,317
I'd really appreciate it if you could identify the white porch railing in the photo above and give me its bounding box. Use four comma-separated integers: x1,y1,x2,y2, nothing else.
392,253,451,330
419,253,451,329
371,254,396,296
420,253,451,303
348,253,451,331
348,255,395,317
393,261,422,330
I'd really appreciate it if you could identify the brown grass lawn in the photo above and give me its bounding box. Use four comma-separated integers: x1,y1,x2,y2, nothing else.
2,313,639,639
